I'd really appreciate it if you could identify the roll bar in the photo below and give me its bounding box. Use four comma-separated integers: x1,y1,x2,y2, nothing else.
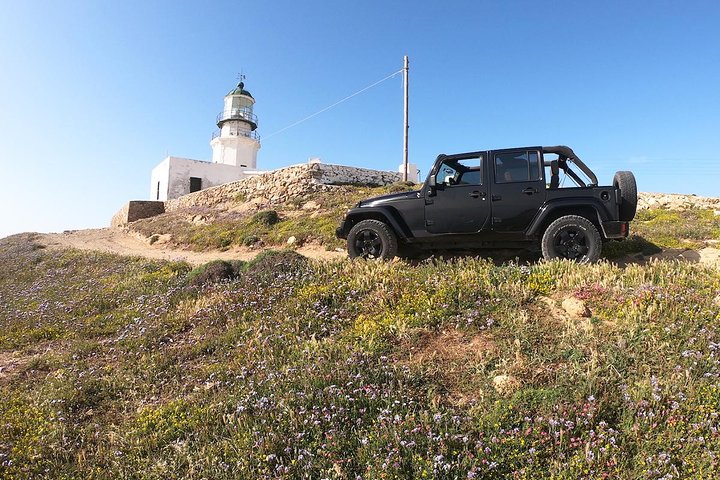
543,145,598,186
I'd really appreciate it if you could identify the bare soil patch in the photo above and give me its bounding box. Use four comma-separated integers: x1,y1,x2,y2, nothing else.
38,228,344,265
398,328,496,405
617,246,720,268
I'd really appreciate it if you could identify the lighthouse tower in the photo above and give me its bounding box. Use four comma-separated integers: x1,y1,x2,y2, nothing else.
149,79,263,201
210,80,261,169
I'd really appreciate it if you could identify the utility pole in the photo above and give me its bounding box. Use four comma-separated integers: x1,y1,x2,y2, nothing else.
402,55,409,182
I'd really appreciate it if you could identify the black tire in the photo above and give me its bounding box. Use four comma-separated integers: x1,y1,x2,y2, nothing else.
347,219,398,260
541,215,602,263
613,171,637,221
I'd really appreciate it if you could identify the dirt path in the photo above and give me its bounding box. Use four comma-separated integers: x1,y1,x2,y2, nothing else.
37,227,719,268
40,228,345,265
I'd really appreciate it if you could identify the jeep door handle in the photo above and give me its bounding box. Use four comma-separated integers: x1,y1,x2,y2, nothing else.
522,187,538,195
468,191,486,198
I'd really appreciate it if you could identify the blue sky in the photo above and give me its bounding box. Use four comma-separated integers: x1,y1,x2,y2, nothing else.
1,0,718,238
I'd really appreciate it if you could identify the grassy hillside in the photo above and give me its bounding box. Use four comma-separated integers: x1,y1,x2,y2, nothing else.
130,183,417,252
1,228,719,478
129,184,720,259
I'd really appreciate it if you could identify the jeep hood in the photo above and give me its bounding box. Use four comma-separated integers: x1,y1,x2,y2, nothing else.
357,190,420,207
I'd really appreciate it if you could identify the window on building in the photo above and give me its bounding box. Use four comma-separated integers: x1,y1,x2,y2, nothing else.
190,177,202,193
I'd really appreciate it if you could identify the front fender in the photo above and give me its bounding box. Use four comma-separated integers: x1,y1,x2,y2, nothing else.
336,207,411,240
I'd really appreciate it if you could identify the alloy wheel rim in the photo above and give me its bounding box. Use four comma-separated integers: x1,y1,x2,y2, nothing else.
554,227,588,260
354,230,383,258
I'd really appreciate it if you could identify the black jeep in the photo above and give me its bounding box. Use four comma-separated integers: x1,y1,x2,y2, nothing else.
336,146,637,262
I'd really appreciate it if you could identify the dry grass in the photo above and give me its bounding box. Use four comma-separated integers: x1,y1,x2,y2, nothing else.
398,328,496,405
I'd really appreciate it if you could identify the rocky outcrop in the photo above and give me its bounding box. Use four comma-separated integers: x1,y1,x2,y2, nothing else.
561,297,591,318
165,163,403,212
638,192,720,212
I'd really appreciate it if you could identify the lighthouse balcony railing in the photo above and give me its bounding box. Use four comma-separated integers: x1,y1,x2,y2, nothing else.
216,108,258,125
211,129,259,140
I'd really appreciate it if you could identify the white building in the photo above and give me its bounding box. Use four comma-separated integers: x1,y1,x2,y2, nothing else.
150,81,262,201
399,162,420,183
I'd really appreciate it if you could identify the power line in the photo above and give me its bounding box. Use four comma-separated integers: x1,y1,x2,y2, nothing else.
262,69,403,141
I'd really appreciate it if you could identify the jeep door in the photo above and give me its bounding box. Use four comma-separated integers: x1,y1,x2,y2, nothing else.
424,154,490,234
490,149,546,233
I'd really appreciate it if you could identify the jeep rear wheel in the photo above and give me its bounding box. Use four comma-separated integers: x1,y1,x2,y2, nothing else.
347,219,398,260
541,215,602,263
613,171,638,221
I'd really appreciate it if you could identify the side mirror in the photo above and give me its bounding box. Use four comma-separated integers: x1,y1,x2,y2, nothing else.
427,175,436,187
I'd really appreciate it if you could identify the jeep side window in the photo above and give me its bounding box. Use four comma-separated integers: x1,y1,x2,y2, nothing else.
495,151,541,183
436,164,457,185
436,157,482,186
529,152,541,181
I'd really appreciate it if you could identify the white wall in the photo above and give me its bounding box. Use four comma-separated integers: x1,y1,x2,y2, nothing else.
150,157,170,201
150,156,255,201
398,162,421,183
210,135,260,169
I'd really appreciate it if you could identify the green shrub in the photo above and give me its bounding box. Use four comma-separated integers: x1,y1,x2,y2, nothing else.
242,249,311,284
252,210,280,226
386,181,418,193
186,260,237,286
242,234,259,246
229,260,247,272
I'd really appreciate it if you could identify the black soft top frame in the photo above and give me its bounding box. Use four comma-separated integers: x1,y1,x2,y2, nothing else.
543,145,598,187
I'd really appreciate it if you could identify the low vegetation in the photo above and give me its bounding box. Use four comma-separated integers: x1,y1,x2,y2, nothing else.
131,183,720,265
603,207,720,259
130,183,417,252
632,208,720,249
1,224,719,478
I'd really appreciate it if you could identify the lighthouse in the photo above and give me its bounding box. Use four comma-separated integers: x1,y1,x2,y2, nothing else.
147,75,416,204
210,80,261,168
149,79,263,201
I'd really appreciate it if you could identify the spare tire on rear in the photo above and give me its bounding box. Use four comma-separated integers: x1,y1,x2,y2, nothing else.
613,171,637,221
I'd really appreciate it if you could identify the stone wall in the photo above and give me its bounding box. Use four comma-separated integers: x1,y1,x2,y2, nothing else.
310,163,403,186
111,201,166,227
165,163,404,212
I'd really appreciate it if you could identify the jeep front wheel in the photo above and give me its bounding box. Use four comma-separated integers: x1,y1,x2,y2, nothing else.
541,215,601,263
347,219,398,260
